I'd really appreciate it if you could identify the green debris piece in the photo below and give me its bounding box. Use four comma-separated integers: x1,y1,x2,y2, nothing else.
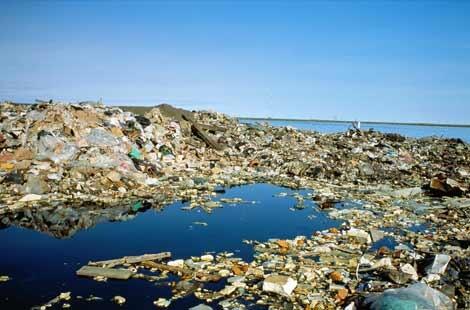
129,147,142,160
132,201,144,212
193,177,207,185
159,145,173,156
366,283,453,310
375,296,424,310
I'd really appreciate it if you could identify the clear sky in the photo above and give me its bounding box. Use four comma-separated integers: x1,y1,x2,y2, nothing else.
1,1,469,123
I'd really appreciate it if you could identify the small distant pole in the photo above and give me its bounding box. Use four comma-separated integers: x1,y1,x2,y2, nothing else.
352,120,361,130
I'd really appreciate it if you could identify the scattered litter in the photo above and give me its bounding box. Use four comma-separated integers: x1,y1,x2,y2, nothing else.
0,275,10,282
1,101,469,308
365,283,454,310
112,295,126,305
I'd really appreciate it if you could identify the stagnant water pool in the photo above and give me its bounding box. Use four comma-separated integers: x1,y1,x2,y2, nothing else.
0,184,344,309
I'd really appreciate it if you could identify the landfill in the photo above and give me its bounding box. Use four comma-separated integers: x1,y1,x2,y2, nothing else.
1,100,469,309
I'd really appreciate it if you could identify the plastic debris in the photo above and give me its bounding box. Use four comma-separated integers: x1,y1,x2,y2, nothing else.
426,254,452,275
189,304,212,310
128,146,142,160
365,283,454,310
262,275,298,297
154,298,171,308
112,295,126,305
0,275,10,282
19,194,42,202
1,101,469,308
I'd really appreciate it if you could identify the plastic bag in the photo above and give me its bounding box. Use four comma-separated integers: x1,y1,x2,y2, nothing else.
365,283,454,310
128,146,143,160
85,128,118,147
36,134,78,163
26,110,46,121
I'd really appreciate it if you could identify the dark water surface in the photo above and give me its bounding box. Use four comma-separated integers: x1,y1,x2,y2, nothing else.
0,184,341,309
240,119,470,142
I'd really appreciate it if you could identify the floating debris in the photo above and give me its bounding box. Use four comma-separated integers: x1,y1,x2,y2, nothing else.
112,295,126,305
67,218,469,308
1,101,469,308
76,266,133,280
0,275,10,282
154,298,171,308
31,292,72,310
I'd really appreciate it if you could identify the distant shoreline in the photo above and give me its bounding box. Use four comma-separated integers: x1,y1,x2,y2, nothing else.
237,117,470,128
3,102,470,128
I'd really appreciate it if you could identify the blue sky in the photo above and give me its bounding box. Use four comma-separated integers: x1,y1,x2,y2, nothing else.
1,1,469,123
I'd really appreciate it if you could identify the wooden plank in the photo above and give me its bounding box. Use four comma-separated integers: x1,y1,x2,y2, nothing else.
142,261,187,274
191,123,223,150
88,252,171,268
76,266,133,280
142,261,221,282
197,123,227,133
125,252,171,264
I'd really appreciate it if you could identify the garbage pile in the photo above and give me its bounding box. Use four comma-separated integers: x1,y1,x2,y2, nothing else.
1,101,470,308
67,218,468,309
1,101,468,214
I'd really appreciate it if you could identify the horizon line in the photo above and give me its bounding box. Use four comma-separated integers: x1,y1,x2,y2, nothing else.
237,116,470,128
3,100,470,128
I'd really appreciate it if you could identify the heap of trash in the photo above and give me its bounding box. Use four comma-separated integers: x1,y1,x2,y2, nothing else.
42,221,468,309
1,101,468,212
1,100,469,309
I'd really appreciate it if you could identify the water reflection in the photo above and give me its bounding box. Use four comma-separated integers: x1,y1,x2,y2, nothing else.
0,205,141,238
0,184,342,309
